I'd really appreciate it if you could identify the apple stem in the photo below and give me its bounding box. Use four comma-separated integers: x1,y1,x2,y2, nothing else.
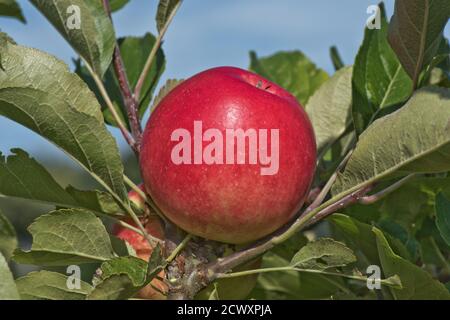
115,219,146,237
166,234,193,263
102,0,142,153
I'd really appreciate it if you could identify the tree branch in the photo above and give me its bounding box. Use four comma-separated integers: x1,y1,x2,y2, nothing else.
102,0,142,153
202,185,371,283
304,185,372,227
164,221,189,300
112,48,142,148
134,0,182,101
358,174,416,205
303,149,353,214
201,172,415,292
166,234,192,263
216,266,401,289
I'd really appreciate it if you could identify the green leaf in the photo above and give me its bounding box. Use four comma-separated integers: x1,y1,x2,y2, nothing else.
0,252,19,299
253,253,345,300
16,271,92,300
0,0,25,22
156,0,181,34
147,244,166,279
249,50,329,105
332,87,450,197
94,256,147,287
110,0,130,12
352,3,413,135
435,38,450,70
0,210,17,261
419,237,450,270
0,40,126,199
13,209,115,266
87,274,137,300
329,214,412,267
270,232,308,261
343,175,450,250
305,66,353,153
66,186,124,216
89,256,148,300
151,78,183,112
208,283,220,300
30,0,115,76
416,214,450,255
0,31,15,46
422,38,450,87
340,176,434,262
435,193,450,246
0,148,125,215
290,238,356,270
329,46,344,71
119,35,165,117
110,235,136,257
76,33,165,128
428,68,450,88
388,0,450,86
377,218,420,260
0,40,103,121
378,181,430,234
414,175,450,203
374,227,450,300
0,148,78,207
0,87,127,200
330,214,381,266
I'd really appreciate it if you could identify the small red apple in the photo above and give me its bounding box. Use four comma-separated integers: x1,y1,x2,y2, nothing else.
127,184,146,211
113,186,167,299
140,66,316,244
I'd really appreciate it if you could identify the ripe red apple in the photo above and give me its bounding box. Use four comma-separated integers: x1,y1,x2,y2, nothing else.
140,66,316,244
113,187,167,299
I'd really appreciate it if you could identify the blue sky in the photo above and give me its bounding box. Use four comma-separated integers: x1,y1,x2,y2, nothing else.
0,0,449,164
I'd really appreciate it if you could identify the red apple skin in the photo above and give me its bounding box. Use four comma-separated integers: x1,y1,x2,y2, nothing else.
140,66,316,244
